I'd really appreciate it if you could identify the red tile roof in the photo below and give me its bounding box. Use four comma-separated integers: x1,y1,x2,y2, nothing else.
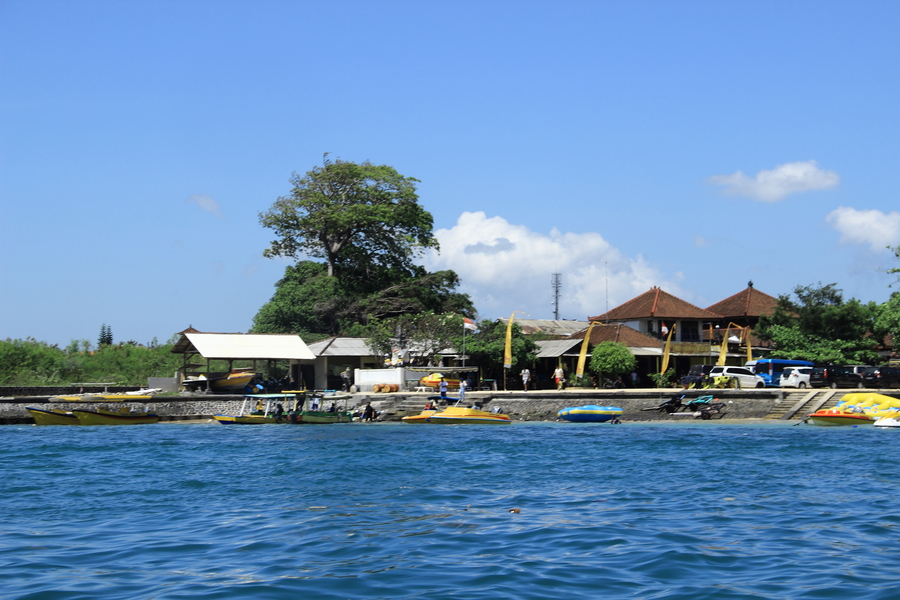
589,287,722,322
567,322,662,348
706,286,779,318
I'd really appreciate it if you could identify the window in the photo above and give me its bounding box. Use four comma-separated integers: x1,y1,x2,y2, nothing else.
680,321,700,342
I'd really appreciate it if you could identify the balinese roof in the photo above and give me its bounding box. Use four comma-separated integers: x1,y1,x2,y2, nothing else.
496,318,590,337
535,339,583,358
567,322,663,349
706,286,779,318
589,287,722,322
171,332,315,360
306,337,377,357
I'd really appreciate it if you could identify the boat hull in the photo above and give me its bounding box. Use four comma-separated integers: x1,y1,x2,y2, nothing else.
183,373,256,393
558,405,623,423
874,417,900,428
72,409,159,426
27,407,79,426
401,409,439,423
294,410,353,424
806,410,875,426
424,406,511,424
213,414,286,424
51,394,155,403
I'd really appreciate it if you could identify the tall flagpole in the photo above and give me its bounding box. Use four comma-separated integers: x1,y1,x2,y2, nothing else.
462,319,466,368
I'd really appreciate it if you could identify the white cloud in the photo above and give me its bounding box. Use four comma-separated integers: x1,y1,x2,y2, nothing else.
423,211,684,320
707,160,839,202
825,206,900,250
187,193,224,218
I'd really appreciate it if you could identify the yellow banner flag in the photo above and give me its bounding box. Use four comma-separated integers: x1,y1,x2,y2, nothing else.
503,311,527,369
716,326,730,366
576,321,601,379
660,323,677,374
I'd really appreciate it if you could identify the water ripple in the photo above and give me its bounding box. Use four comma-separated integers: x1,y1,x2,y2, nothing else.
4,421,900,598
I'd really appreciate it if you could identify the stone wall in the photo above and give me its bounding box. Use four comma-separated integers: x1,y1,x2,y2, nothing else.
0,389,795,425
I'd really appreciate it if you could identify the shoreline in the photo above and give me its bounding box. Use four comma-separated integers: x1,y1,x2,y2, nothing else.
4,388,897,425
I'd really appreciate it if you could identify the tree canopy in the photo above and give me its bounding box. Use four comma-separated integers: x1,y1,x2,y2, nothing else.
250,261,474,338
589,341,637,379
756,283,880,364
259,156,438,278
459,320,537,377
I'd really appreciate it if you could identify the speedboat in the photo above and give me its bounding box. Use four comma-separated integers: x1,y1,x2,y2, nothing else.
72,407,159,426
806,408,875,426
406,404,511,425
27,407,79,426
558,405,623,423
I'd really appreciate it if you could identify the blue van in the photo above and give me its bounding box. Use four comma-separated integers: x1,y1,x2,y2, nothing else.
746,358,814,387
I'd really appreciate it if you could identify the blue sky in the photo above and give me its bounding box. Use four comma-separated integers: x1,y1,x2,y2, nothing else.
2,0,898,347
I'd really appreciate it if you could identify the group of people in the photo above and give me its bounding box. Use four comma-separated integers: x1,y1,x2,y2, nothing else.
518,367,639,390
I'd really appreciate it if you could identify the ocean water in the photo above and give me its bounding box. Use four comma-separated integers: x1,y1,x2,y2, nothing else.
3,420,900,600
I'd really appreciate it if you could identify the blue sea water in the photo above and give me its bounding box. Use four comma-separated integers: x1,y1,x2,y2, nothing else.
2,420,900,599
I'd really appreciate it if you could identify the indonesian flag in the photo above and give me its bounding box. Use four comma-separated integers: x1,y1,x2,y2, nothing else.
464,317,477,331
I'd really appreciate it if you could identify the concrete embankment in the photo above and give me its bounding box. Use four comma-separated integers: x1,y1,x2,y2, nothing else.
3,388,897,425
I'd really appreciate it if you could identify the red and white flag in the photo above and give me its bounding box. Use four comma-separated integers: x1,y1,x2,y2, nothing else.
463,318,477,331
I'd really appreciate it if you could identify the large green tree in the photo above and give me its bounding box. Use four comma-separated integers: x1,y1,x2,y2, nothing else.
756,283,880,364
259,156,438,278
251,261,473,337
590,341,636,380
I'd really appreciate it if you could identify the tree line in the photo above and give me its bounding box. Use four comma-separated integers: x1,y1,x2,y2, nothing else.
0,338,182,387
4,156,899,385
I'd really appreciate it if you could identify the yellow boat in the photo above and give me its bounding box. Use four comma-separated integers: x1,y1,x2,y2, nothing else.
72,407,159,426
213,414,286,424
214,393,293,424
401,409,439,423
183,372,256,393
404,405,511,425
52,394,156,403
806,408,875,426
27,407,79,426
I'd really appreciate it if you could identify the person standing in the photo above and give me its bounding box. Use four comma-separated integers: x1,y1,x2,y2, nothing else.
459,378,468,403
520,368,531,391
553,366,565,390
340,367,351,392
439,377,448,400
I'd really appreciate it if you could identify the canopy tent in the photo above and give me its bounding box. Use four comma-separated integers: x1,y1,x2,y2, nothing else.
171,332,316,386
172,333,315,360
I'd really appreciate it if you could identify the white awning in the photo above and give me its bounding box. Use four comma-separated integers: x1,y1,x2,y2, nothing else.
181,333,315,360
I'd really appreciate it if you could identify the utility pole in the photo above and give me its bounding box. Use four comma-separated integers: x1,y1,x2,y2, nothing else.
551,273,561,320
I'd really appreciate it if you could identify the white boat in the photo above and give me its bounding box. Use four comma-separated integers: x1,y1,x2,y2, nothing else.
874,416,900,428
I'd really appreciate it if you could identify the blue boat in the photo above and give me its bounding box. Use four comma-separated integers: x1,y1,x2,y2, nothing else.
558,405,623,423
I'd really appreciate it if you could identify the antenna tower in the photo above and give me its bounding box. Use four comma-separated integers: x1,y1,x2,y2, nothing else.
551,272,562,320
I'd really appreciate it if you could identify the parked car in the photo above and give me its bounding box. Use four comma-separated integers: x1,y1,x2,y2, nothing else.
708,366,765,388
680,364,714,388
809,366,865,389
862,366,900,389
780,366,813,389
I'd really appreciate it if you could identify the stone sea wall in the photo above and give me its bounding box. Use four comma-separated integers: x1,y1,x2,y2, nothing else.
0,388,830,424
